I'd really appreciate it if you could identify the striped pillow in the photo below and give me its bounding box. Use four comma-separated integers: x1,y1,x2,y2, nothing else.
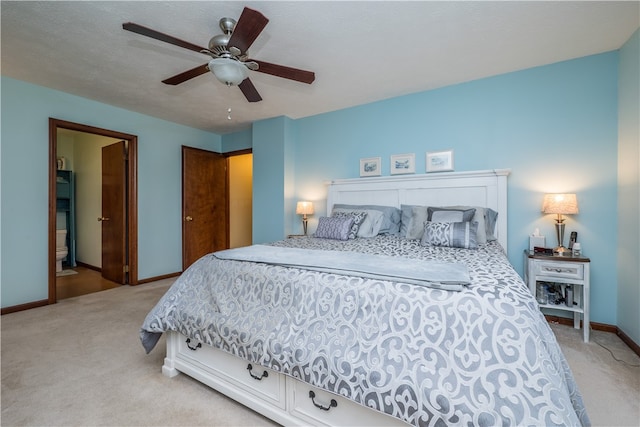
420,221,479,249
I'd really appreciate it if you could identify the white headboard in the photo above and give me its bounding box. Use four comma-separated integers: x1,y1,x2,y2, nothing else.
326,169,511,251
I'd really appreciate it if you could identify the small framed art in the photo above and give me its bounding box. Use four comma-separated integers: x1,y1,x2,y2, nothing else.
359,157,381,177
390,153,416,175
426,150,454,173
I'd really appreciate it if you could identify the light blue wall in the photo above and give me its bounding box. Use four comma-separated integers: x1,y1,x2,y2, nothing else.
1,77,221,307
617,29,640,343
286,52,620,325
2,49,630,329
251,117,291,243
221,128,252,153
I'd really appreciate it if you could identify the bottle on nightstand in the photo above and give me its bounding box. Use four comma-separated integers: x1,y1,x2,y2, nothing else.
536,282,548,304
565,286,573,307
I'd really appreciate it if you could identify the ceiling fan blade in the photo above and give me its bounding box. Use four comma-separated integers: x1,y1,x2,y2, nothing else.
123,22,206,53
162,64,210,85
227,7,269,54
252,60,315,84
238,78,263,102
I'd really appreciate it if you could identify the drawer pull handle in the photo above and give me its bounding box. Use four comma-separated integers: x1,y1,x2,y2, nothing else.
544,267,570,273
309,390,338,411
185,338,201,351
246,364,268,381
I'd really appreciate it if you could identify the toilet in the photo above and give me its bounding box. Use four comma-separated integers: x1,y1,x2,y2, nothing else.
55,229,68,272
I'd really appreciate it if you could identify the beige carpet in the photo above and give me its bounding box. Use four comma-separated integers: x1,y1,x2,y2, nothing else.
549,322,640,426
1,279,638,426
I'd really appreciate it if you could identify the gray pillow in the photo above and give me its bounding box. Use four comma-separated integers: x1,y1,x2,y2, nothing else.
400,204,417,237
314,216,355,241
333,204,401,234
421,221,479,249
485,208,499,241
406,206,430,240
427,207,476,223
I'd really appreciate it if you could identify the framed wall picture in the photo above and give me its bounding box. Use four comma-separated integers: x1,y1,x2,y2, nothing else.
359,157,381,177
390,153,416,175
426,150,454,173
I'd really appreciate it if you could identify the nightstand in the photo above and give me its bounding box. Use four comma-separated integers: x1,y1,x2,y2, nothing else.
524,250,591,342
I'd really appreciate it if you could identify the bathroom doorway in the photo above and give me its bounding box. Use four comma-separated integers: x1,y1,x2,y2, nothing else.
48,118,138,303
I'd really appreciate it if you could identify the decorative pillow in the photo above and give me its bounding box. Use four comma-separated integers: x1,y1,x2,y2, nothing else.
332,204,401,235
427,207,476,223
314,216,355,241
332,208,384,237
445,206,499,243
405,206,430,240
420,221,479,249
331,211,367,239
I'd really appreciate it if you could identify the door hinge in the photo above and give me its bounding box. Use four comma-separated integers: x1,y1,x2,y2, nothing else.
123,265,129,273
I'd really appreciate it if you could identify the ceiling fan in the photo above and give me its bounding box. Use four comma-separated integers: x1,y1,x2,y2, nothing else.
123,7,315,102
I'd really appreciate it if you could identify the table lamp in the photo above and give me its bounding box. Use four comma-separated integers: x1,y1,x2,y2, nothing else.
541,193,579,256
296,201,314,235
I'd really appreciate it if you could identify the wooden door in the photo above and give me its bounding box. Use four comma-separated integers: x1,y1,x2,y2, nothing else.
182,146,228,270
101,141,127,283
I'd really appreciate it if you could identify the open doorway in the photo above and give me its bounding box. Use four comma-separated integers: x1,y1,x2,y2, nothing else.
48,119,138,303
228,153,253,248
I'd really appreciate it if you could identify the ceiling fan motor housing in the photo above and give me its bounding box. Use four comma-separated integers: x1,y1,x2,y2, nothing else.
208,33,232,57
208,17,237,57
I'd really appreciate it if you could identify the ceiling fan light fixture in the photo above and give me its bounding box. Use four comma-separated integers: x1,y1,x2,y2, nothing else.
208,58,248,86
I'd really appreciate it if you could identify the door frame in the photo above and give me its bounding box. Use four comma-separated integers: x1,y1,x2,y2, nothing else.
48,118,139,304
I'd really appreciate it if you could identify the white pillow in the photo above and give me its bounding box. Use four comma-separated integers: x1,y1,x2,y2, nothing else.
332,208,385,237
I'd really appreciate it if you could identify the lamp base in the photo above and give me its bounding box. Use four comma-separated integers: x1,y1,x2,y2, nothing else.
553,221,569,256
553,245,572,256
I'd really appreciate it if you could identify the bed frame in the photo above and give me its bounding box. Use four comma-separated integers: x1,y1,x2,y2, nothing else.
162,169,511,426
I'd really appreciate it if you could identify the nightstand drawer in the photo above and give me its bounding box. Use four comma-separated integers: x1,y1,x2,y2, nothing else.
535,261,584,280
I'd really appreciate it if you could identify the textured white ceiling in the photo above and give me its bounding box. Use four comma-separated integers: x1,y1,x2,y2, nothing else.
2,1,638,134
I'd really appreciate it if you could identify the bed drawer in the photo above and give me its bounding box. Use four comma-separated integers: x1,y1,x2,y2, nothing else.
177,337,286,409
287,378,408,427
535,261,584,280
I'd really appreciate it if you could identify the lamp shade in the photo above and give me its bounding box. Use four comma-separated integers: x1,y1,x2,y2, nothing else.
296,201,314,215
208,58,248,86
541,193,579,215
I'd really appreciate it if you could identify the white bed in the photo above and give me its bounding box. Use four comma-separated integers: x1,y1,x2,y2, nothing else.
141,169,589,427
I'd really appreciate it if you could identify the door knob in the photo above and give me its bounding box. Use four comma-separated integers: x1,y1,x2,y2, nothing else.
185,216,193,222
98,217,110,221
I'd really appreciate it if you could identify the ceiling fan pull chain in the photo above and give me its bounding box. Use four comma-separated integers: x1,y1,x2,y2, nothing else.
227,107,232,120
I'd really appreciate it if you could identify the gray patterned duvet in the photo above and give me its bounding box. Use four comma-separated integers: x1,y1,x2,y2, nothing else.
141,236,590,426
